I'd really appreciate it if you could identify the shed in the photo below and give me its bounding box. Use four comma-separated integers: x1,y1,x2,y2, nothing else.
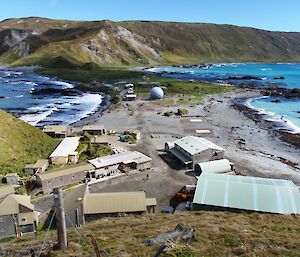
24,159,49,174
0,194,38,238
5,173,19,185
43,125,70,138
193,173,300,214
194,159,233,176
83,125,106,135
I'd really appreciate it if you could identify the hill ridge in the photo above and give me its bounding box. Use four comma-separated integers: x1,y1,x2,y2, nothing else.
1,18,300,66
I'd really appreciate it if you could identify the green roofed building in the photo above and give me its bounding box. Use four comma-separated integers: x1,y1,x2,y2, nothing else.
193,173,300,214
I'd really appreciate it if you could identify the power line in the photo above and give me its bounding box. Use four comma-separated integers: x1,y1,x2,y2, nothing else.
37,209,56,257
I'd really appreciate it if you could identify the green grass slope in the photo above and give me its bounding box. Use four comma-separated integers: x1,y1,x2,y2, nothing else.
0,110,58,175
2,211,300,256
2,18,300,67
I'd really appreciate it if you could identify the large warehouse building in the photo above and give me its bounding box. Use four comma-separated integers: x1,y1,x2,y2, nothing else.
166,136,225,168
193,173,300,214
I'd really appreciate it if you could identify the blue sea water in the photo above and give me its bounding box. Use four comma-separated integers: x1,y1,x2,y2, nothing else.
147,63,300,133
0,67,103,126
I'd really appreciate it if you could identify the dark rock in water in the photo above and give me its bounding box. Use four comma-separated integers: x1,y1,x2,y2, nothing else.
31,88,80,96
271,99,281,103
274,76,285,80
228,75,262,80
262,87,300,99
0,96,5,99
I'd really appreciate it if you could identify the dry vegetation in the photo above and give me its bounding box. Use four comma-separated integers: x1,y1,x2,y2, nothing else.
3,211,300,256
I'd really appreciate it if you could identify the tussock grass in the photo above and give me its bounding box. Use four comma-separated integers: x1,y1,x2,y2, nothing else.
0,110,58,175
2,211,299,256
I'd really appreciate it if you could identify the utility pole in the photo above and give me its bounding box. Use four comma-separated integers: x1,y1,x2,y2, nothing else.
53,187,67,250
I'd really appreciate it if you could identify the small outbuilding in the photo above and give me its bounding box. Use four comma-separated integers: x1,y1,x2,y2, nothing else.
194,159,233,176
124,94,137,101
0,194,39,238
4,173,19,186
83,125,106,136
43,125,70,138
24,159,49,175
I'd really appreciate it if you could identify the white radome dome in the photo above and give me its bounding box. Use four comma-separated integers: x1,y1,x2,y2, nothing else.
150,87,164,99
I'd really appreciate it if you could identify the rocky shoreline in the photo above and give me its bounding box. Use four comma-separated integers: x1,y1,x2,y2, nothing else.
233,100,300,148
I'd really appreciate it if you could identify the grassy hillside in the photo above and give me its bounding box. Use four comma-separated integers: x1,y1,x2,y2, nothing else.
2,211,300,256
2,18,300,67
0,110,58,175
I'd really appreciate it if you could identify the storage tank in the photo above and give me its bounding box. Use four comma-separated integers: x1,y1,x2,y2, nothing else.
194,159,232,176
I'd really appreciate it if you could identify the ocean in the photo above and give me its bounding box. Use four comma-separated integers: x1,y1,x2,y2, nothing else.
0,67,103,126
147,63,300,134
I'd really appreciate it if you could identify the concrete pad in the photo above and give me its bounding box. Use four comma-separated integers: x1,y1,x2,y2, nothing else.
195,129,211,134
190,119,203,122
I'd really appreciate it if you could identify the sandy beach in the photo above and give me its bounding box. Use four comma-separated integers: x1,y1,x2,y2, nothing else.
72,88,300,207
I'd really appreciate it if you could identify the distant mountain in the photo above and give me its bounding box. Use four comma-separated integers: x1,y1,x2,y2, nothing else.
1,17,300,67
0,109,58,174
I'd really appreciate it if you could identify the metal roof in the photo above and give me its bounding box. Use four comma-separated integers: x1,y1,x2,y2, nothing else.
83,125,105,131
49,137,80,158
64,184,87,212
84,191,148,214
193,173,300,214
35,159,49,167
37,163,94,181
169,148,192,165
195,159,232,175
88,151,151,169
25,159,48,169
63,185,157,214
0,185,15,197
174,136,224,155
43,125,69,134
0,194,34,216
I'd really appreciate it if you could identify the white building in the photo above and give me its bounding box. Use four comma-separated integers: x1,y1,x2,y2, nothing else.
166,136,225,168
88,151,151,179
49,137,80,164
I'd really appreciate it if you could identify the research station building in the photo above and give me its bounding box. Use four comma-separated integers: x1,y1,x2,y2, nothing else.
0,194,39,238
36,163,95,194
193,173,300,214
88,151,151,179
43,125,70,138
83,125,106,135
166,136,225,168
49,137,80,164
62,185,156,227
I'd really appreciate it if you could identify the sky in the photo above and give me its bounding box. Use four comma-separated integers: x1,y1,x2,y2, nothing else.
1,0,300,32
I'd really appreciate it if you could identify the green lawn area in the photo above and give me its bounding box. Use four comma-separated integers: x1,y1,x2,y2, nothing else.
36,66,143,83
77,134,113,162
